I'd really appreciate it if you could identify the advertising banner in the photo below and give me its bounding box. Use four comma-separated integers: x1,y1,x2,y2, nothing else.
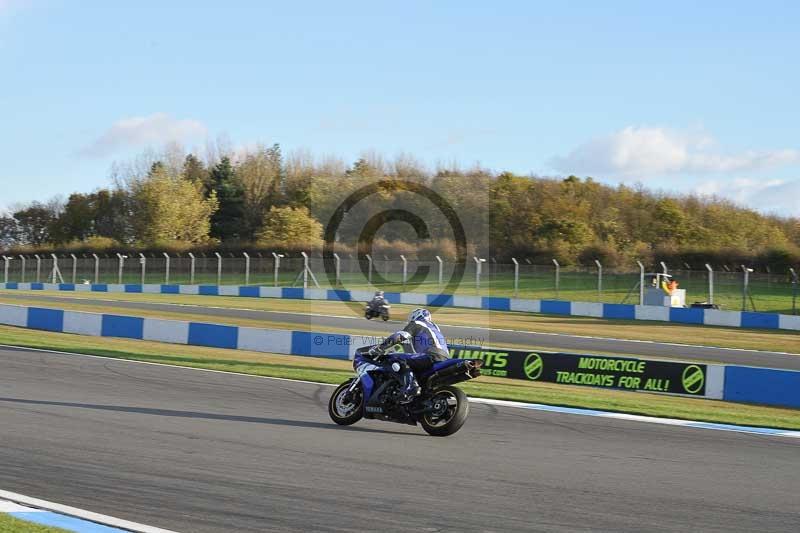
450,346,707,396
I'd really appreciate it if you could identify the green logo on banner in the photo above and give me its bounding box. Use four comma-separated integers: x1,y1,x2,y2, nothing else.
682,365,705,394
524,353,543,380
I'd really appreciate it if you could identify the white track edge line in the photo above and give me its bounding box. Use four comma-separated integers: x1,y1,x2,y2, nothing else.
0,488,179,533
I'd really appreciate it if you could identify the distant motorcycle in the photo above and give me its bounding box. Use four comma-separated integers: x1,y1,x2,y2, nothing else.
328,346,482,436
364,300,391,321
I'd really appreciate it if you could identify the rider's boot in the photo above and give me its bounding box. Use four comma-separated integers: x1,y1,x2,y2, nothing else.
398,369,421,404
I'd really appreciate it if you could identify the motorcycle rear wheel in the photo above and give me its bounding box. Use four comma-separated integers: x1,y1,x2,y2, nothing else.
328,380,364,426
420,386,469,436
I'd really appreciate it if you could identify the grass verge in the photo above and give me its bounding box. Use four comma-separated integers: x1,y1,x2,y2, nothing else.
0,513,70,533
0,290,798,354
2,325,799,430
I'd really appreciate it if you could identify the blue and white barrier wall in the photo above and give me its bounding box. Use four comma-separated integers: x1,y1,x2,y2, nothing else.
0,302,373,360
2,302,799,410
2,282,799,332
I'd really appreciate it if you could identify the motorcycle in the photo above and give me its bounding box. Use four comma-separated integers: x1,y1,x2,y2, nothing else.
328,346,482,436
364,300,391,321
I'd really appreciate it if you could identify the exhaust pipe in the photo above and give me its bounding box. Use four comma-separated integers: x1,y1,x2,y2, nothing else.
427,360,482,387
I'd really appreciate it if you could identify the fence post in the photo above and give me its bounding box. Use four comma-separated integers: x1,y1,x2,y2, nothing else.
400,255,407,290
188,252,195,284
243,252,250,285
2,256,7,283
215,252,222,285
552,259,560,300
92,254,99,284
19,255,26,283
705,264,714,305
636,261,645,305
435,256,443,287
50,253,58,284
272,252,283,287
116,253,125,284
163,253,170,284
790,267,798,315
474,257,486,294
70,254,77,284
594,259,603,296
35,254,41,282
512,258,519,297
366,254,373,284
660,261,668,275
333,253,341,286
301,251,309,289
139,253,146,285
741,265,751,311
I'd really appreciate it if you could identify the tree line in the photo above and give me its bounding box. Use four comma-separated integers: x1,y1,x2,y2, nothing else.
1,144,799,270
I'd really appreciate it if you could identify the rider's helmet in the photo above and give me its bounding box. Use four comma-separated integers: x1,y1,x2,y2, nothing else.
375,290,384,297
408,308,432,323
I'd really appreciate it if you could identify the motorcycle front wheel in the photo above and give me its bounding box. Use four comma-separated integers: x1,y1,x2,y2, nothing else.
420,386,469,436
328,380,364,426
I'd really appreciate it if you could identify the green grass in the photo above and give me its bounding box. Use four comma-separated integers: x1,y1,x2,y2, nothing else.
2,290,798,355
2,324,799,431
0,513,70,533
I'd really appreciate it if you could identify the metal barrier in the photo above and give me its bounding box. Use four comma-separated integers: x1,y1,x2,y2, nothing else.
1,254,798,314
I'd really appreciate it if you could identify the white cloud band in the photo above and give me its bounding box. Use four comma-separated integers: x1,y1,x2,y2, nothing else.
551,126,800,177
79,113,207,158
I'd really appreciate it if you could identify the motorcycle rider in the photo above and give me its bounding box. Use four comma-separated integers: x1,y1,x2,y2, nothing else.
366,290,387,317
371,308,449,403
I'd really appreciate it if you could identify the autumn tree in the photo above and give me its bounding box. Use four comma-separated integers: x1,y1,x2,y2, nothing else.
256,206,322,247
131,164,218,245
236,144,284,239
182,154,210,192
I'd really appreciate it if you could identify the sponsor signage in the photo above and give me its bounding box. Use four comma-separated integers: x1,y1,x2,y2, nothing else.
449,346,706,396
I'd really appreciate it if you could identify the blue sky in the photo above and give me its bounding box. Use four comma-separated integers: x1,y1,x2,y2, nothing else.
1,0,799,216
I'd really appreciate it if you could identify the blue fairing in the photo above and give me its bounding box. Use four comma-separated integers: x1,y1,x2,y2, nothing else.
354,352,388,405
360,372,375,404
354,351,461,406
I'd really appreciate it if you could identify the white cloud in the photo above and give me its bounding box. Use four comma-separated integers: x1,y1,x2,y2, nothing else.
79,113,207,158
696,178,800,217
550,126,800,178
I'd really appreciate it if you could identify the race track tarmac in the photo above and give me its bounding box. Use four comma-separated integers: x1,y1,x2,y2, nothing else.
1,292,799,369
1,345,798,532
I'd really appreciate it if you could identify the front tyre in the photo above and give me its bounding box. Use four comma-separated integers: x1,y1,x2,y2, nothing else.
420,386,469,436
328,380,364,426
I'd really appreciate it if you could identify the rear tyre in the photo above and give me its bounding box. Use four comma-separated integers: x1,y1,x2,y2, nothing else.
382,314,389,321
328,380,364,426
420,386,469,436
